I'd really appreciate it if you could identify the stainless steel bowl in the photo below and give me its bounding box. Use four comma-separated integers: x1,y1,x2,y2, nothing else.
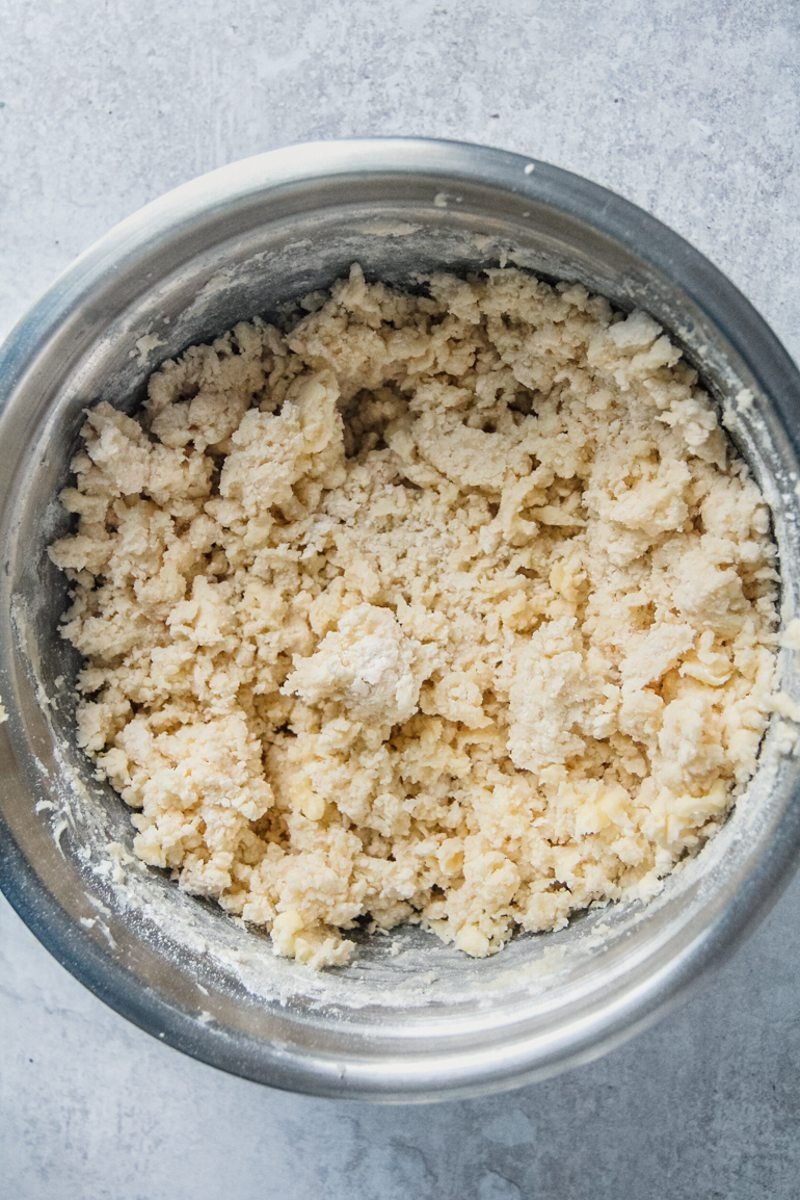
2,138,799,1102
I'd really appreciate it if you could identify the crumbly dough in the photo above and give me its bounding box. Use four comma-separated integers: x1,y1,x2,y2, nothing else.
49,266,779,968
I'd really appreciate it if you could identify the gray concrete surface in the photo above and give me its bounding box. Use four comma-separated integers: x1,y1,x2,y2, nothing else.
1,1,798,1197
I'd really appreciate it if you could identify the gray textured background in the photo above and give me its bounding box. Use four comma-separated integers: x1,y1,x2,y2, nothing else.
1,2,799,1197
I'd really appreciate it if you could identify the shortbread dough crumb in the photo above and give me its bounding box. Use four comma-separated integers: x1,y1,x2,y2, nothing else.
49,266,779,968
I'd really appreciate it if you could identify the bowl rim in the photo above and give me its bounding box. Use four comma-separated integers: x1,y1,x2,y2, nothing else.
2,136,799,1102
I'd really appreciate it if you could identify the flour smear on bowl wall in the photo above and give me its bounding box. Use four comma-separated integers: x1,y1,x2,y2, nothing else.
2,141,800,1100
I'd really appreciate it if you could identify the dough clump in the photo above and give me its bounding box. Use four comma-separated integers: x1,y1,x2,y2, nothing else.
50,267,778,967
